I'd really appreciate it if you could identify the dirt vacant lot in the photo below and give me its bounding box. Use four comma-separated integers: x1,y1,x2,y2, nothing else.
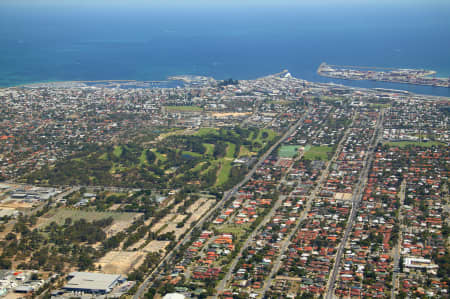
150,198,215,239
143,240,171,253
0,200,34,209
37,208,142,237
95,250,146,274
334,193,353,200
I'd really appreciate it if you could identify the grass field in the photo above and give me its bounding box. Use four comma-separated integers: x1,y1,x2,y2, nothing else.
238,145,253,157
201,160,219,175
151,149,167,163
216,160,232,186
225,142,236,159
139,150,148,165
39,208,139,227
204,143,214,155
384,141,445,148
163,105,203,112
110,164,128,174
369,103,391,108
303,145,333,161
195,128,218,136
279,145,301,158
213,223,250,239
113,145,123,158
192,161,207,172
255,129,276,144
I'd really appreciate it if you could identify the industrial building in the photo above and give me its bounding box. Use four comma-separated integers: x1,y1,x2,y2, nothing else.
63,272,124,295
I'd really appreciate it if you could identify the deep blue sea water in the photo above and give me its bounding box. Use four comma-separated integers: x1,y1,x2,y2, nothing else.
1,1,450,96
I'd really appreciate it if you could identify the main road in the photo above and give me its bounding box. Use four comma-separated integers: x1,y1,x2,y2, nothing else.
259,124,353,297
325,110,384,299
391,180,406,299
133,108,312,299
215,122,313,297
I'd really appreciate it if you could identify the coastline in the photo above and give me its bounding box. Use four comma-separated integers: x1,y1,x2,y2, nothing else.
2,73,450,101
317,62,450,88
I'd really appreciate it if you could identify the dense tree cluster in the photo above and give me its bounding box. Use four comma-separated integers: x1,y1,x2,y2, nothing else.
24,127,277,192
0,215,121,272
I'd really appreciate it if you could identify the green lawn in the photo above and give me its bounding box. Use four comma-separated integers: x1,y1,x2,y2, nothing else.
215,160,232,186
203,143,214,155
225,142,236,159
238,145,254,157
384,141,445,148
163,105,203,112
192,162,207,172
151,149,167,163
279,145,301,158
255,129,277,144
110,164,128,174
139,150,148,165
113,145,123,158
213,223,250,238
201,160,219,175
195,128,218,136
369,103,391,108
303,145,333,161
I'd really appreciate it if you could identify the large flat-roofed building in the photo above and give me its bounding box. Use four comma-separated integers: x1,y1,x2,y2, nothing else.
404,257,438,270
63,272,123,295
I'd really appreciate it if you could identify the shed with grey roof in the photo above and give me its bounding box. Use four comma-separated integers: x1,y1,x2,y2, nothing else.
63,272,123,294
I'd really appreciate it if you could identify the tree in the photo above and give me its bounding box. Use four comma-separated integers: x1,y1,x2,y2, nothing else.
0,258,12,269
5,232,16,241
145,288,157,299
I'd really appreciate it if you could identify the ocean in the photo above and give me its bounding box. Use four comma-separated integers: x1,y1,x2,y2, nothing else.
1,1,450,96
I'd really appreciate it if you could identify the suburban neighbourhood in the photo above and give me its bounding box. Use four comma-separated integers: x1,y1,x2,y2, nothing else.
0,72,448,298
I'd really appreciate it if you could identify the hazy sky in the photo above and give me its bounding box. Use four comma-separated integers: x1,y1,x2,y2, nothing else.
3,0,450,6
0,0,447,17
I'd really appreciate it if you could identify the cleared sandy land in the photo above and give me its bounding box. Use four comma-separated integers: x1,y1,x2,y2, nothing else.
0,207,18,217
212,112,252,118
95,250,146,275
108,203,122,211
144,217,154,226
105,218,140,238
127,238,148,251
143,240,171,253
159,214,187,238
334,193,353,200
187,198,215,220
150,198,215,239
4,292,27,299
0,201,34,209
169,198,215,239
151,213,178,233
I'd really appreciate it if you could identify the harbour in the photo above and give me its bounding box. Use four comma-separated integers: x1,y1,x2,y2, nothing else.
317,62,450,88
